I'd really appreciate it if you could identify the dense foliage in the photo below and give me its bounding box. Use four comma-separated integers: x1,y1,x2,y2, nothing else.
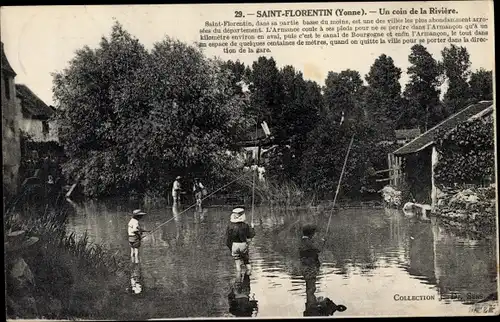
434,118,495,187
54,23,248,197
441,44,472,113
402,44,444,131
53,22,494,200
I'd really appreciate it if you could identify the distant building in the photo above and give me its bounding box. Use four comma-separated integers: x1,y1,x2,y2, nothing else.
378,128,421,147
16,84,58,143
394,128,421,145
2,42,21,197
235,127,275,166
390,100,494,210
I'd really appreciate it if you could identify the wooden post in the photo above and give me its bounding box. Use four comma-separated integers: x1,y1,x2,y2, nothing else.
396,156,401,187
388,153,393,186
431,146,440,212
257,141,262,167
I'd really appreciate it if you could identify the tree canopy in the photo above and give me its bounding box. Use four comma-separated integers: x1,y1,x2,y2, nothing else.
54,22,248,197
53,23,493,200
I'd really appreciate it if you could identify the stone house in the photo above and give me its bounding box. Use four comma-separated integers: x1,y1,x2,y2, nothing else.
16,84,58,143
2,42,21,197
389,100,494,211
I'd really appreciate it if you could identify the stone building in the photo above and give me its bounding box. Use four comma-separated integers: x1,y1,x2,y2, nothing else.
390,100,494,211
16,84,58,143
2,42,21,197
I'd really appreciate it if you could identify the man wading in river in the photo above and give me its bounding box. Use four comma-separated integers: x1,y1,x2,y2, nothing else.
172,176,183,205
193,177,206,208
226,207,255,276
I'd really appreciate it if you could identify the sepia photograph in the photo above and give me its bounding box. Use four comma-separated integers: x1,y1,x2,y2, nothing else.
2,1,498,319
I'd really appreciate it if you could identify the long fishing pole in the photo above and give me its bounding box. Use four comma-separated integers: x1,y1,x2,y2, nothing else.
251,121,258,228
322,134,355,249
141,171,252,239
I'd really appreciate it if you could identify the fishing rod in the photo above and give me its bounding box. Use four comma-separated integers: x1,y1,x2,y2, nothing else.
322,134,355,250
251,121,258,228
141,170,253,239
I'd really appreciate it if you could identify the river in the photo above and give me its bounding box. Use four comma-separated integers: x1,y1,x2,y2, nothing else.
64,200,498,318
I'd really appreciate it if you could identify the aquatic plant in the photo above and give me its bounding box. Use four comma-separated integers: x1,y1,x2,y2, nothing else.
236,174,315,207
5,202,129,319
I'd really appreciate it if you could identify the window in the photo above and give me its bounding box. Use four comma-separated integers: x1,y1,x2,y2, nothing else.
3,75,10,100
42,121,49,136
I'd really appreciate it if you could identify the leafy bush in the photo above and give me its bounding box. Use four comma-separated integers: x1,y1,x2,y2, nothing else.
53,22,249,198
434,118,494,187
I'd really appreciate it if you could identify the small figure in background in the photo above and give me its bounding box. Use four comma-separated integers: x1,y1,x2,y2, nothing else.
226,207,255,276
172,176,182,205
193,177,206,208
128,209,149,263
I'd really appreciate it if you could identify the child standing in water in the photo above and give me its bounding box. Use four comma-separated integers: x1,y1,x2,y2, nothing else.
226,207,255,276
128,209,148,263
299,224,324,308
299,223,346,316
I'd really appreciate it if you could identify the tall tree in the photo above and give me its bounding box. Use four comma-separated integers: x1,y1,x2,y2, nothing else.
300,117,384,199
247,57,283,126
221,59,249,95
53,22,247,197
441,44,472,113
364,54,402,137
323,69,364,124
267,66,321,184
403,44,443,131
469,68,493,101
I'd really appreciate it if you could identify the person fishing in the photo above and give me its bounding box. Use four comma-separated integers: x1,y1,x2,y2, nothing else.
193,177,206,208
226,207,255,276
128,209,149,263
300,223,324,305
172,176,182,205
300,223,347,316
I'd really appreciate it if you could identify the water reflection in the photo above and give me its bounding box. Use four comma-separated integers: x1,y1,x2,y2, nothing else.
128,263,143,295
64,202,498,318
432,218,497,303
227,273,258,317
405,218,436,285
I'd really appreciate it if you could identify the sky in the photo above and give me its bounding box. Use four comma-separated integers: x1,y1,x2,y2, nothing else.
1,2,495,106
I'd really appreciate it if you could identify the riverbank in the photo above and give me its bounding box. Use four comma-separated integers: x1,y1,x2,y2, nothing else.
434,186,496,237
5,204,131,319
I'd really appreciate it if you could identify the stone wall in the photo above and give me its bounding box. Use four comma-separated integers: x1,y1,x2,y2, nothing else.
434,185,496,236
2,67,21,197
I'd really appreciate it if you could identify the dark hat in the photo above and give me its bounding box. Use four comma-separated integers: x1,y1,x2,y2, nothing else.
302,223,317,237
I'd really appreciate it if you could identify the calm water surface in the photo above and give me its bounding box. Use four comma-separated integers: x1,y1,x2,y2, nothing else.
65,200,498,318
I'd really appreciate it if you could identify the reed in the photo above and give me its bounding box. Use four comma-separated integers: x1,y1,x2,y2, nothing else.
236,174,316,208
5,202,128,319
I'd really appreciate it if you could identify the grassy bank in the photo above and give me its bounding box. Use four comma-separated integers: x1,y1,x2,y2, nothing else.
4,201,138,319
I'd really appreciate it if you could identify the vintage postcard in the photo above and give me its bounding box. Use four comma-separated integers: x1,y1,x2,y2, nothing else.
2,1,498,319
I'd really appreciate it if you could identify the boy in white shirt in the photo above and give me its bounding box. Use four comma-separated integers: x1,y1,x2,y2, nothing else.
172,176,182,204
128,209,148,263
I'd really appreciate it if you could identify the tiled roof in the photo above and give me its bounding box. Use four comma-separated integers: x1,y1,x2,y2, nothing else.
394,101,494,156
1,42,16,76
395,128,421,139
16,84,54,119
